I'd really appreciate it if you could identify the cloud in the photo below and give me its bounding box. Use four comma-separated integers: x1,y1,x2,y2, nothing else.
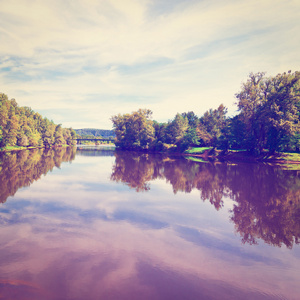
0,0,300,128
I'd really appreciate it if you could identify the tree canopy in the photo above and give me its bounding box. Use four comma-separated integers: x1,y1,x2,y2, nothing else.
111,109,155,150
0,93,76,149
111,71,300,154
236,71,300,153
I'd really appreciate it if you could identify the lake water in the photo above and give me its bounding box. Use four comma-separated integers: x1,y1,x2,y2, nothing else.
0,146,299,300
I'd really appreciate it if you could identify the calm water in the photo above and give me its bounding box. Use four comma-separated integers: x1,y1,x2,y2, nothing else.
0,146,299,300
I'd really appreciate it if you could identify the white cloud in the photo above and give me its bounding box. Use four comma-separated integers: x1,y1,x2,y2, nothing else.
0,0,300,128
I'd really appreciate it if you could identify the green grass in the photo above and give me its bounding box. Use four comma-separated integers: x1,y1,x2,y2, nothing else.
280,164,300,170
184,147,212,154
3,145,28,151
184,156,208,163
277,152,300,162
0,144,74,152
229,149,247,152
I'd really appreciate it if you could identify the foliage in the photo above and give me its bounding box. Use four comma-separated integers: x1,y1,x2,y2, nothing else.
165,113,189,146
184,147,212,154
111,109,155,150
199,104,228,147
0,93,77,149
74,128,114,138
110,71,300,154
236,71,300,153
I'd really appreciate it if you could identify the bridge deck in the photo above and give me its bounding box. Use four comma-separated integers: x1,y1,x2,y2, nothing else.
76,138,115,144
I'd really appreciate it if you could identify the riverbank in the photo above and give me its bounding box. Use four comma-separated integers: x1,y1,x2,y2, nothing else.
2,144,300,166
0,145,42,152
0,144,75,152
113,145,300,165
183,147,300,165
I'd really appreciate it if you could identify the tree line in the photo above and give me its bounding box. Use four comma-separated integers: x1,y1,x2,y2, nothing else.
111,71,300,154
0,93,76,149
74,128,114,138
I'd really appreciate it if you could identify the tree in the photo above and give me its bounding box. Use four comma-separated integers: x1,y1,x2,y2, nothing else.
111,109,155,150
264,71,300,152
196,123,212,146
225,115,247,149
181,127,199,151
200,104,228,147
235,72,266,153
5,114,19,146
0,93,77,149
165,113,189,146
0,94,9,147
152,121,168,151
54,124,65,146
236,71,300,153
181,111,199,128
40,118,55,147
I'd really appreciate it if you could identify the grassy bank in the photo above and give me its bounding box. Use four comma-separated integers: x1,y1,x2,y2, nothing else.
183,147,300,165
184,147,211,154
0,144,73,152
0,145,38,152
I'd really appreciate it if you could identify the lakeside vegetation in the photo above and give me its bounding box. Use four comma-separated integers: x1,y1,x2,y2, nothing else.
111,71,300,157
1,70,299,158
0,93,76,151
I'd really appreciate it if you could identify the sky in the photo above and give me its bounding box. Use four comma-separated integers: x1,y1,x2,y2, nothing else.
0,0,300,129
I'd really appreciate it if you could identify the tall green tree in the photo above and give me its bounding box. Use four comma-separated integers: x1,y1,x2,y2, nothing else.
199,104,228,147
54,124,65,146
264,71,300,152
236,71,300,153
111,109,155,150
236,72,266,153
181,111,199,128
0,93,76,149
165,113,189,146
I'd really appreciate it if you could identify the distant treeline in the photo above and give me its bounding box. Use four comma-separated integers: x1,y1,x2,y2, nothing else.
111,71,300,154
74,128,115,139
0,93,77,149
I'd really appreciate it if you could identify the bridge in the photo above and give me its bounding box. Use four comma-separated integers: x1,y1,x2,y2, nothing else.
76,138,115,145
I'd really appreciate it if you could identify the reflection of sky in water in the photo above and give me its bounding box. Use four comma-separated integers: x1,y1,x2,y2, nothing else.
0,151,299,299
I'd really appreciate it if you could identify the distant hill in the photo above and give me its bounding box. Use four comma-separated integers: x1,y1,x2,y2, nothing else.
74,128,115,138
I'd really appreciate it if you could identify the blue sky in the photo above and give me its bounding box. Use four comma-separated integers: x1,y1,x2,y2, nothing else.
1,0,300,129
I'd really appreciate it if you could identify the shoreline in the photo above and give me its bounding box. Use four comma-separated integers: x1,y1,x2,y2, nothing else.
0,144,75,153
2,144,300,165
182,149,300,165
114,147,300,165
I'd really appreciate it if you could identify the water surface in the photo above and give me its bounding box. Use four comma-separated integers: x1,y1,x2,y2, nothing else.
0,146,299,299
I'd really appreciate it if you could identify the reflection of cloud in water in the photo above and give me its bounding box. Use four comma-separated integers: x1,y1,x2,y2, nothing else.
0,149,300,299
0,212,295,300
113,210,169,230
176,226,281,266
136,260,281,300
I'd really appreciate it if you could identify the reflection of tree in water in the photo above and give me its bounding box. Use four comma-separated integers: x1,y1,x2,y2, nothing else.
163,160,227,210
76,147,115,157
0,147,76,203
227,164,300,248
111,151,227,209
110,151,300,248
110,151,162,192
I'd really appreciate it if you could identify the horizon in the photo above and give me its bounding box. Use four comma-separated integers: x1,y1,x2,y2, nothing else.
1,0,300,130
